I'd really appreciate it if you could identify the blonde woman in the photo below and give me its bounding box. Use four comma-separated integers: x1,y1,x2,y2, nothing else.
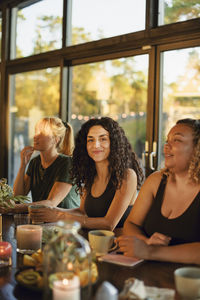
1,117,80,213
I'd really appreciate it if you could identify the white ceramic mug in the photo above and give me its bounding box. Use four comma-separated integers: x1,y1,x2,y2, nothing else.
174,267,200,299
88,230,117,256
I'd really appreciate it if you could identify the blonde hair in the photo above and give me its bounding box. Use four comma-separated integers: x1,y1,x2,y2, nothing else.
35,117,74,156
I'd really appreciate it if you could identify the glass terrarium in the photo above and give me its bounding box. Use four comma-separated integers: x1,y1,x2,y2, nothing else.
43,220,97,300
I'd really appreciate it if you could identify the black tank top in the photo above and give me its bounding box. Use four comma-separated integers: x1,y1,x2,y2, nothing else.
84,179,132,228
143,175,200,245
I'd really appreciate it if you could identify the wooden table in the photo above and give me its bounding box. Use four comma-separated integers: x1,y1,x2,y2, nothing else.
0,215,192,299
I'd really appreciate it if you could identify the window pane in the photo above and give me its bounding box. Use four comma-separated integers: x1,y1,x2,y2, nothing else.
71,0,146,45
159,47,200,167
159,0,200,25
12,0,63,59
70,55,148,161
9,68,60,185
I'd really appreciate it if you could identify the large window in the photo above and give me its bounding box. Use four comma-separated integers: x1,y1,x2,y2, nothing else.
1,0,200,181
71,0,146,45
158,47,200,168
9,68,60,185
70,55,148,159
11,0,63,59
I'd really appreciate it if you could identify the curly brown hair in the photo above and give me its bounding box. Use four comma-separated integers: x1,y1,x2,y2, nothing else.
177,119,200,183
71,117,144,193
162,118,200,183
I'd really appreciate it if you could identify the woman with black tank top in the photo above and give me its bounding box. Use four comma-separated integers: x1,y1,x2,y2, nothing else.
29,117,144,233
117,118,200,265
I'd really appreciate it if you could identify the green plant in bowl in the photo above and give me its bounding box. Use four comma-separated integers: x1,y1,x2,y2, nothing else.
0,178,30,208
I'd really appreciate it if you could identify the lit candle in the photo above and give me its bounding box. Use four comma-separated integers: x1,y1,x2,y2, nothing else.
16,224,42,254
0,241,12,267
53,276,80,300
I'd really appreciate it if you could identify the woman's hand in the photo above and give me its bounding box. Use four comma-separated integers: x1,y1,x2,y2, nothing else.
147,232,171,246
29,205,61,223
117,235,152,258
133,237,153,259
117,235,136,257
117,233,171,258
20,146,34,167
0,206,14,214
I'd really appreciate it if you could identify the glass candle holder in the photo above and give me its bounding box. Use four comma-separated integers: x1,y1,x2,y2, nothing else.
43,220,92,300
0,241,12,267
16,224,42,254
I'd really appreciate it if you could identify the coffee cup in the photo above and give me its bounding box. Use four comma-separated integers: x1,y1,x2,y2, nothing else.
174,267,200,299
88,230,117,256
28,205,47,224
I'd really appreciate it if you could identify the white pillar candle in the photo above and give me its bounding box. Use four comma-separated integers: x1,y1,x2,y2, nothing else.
16,224,42,254
53,276,80,300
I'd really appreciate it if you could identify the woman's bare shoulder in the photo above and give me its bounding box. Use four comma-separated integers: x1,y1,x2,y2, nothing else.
147,170,163,181
141,171,163,192
127,168,137,179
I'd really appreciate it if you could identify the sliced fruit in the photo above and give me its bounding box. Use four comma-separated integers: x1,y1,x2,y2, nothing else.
23,255,36,267
16,269,40,286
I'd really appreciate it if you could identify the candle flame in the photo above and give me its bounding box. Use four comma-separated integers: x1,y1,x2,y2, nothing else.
63,279,69,285
67,262,73,270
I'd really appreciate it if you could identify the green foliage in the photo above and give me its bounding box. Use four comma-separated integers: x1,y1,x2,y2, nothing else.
15,68,59,118
0,178,30,208
33,15,62,54
164,0,200,23
120,117,146,158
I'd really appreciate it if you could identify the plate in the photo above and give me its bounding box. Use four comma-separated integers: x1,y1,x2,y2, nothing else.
15,268,43,292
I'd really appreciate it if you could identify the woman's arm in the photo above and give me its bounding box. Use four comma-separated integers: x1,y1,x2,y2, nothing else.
29,190,86,223
123,171,162,241
117,171,170,249
34,182,73,207
13,146,34,196
2,181,79,214
68,168,138,230
29,169,138,229
133,237,200,265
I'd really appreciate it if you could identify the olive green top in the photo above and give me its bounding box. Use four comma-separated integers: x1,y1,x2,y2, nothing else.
26,154,80,209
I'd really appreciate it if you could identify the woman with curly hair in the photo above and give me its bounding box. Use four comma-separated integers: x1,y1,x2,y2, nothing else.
29,117,144,232
117,118,200,264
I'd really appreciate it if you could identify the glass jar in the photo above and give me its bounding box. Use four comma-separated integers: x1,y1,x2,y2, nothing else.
43,220,93,300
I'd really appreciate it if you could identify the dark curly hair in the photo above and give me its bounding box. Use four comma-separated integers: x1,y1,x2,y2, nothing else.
71,117,144,193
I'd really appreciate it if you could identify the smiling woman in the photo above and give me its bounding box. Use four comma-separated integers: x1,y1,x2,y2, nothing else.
117,118,200,265
86,126,110,164
29,117,144,233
